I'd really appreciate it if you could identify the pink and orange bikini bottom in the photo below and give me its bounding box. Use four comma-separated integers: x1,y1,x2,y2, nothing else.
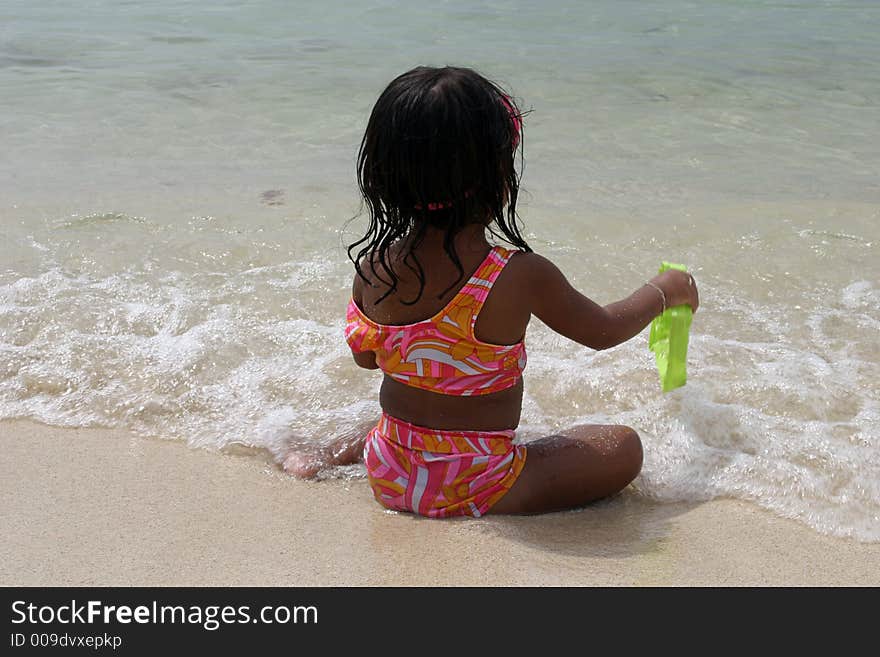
363,412,526,518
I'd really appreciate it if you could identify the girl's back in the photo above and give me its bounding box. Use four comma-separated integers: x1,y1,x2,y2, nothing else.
352,224,530,432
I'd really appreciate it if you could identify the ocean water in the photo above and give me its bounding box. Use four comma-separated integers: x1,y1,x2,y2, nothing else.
1,1,878,541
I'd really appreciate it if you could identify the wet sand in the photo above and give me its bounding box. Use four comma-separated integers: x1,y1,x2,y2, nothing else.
2,420,878,586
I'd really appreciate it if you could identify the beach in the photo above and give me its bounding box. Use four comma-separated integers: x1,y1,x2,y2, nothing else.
3,420,878,587
2,0,879,586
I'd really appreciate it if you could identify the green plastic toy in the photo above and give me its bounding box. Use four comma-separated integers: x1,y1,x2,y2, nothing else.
648,262,693,392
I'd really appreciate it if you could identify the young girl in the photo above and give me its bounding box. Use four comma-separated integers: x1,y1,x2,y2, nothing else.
284,66,699,517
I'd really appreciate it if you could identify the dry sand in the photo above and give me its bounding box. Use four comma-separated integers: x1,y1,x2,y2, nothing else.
2,419,878,586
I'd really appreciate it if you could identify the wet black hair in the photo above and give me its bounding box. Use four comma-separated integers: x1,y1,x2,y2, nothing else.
348,65,532,305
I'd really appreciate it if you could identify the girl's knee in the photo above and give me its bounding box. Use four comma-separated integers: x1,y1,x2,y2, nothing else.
615,426,643,480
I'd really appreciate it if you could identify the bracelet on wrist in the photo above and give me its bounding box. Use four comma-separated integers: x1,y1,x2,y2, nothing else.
645,281,667,313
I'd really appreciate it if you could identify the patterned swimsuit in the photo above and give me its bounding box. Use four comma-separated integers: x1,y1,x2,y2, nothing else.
345,245,527,517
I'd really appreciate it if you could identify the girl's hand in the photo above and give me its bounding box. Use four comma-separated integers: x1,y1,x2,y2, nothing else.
651,269,699,314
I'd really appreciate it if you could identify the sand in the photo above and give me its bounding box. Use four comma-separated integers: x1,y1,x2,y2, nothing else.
2,419,878,587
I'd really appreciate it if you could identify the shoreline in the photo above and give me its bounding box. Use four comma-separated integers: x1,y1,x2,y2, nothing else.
2,419,878,586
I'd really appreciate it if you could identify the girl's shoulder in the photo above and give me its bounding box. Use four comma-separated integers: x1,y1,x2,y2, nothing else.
489,249,576,317
478,248,560,311
350,257,372,304
499,249,560,287
350,249,387,302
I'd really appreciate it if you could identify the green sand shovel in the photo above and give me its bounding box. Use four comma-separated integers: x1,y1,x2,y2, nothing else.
648,262,693,392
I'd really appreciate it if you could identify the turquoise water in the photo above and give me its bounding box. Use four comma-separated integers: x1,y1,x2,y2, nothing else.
1,1,878,540
3,0,879,208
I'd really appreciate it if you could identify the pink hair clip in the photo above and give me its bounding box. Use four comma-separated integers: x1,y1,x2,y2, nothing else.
500,93,522,149
414,200,450,211
414,189,475,212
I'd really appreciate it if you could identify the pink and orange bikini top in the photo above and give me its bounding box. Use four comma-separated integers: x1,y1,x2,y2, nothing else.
345,246,526,397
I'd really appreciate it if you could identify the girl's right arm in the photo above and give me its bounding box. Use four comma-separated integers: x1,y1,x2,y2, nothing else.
349,273,379,370
522,253,699,351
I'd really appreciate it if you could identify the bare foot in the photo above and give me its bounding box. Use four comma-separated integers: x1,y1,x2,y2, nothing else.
282,451,324,478
281,420,373,479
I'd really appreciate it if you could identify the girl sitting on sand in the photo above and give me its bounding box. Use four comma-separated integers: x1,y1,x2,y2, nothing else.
284,66,699,517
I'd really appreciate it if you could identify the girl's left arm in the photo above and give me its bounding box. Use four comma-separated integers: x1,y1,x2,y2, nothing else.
352,350,378,369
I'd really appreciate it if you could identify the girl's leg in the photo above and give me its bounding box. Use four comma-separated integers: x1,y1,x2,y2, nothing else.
282,420,374,478
489,425,643,515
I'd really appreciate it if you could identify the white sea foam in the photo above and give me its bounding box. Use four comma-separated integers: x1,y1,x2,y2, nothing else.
1,221,878,540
